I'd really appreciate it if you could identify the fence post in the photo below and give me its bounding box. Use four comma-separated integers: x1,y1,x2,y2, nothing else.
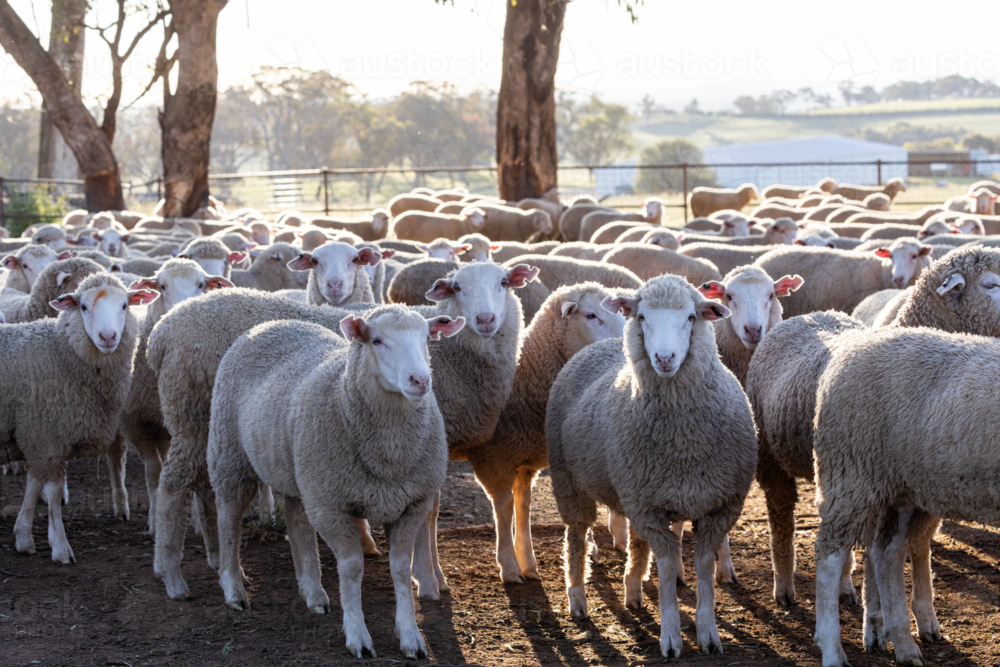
156,176,162,202
681,164,689,223
876,160,883,186
322,168,330,216
0,177,5,231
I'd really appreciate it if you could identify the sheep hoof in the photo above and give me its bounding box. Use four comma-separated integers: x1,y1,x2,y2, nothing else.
839,590,858,606
363,548,382,559
228,600,249,611
918,628,942,643
522,569,541,581
774,590,796,607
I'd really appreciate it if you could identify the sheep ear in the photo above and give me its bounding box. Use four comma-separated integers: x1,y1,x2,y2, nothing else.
129,278,158,291
457,244,472,255
773,275,804,297
560,301,578,318
127,289,160,306
918,246,933,256
427,316,466,340
601,295,635,317
287,253,314,271
698,281,726,300
425,278,456,302
358,247,382,266
748,219,757,226
936,273,966,295
56,250,76,260
874,248,891,258
794,239,807,246
121,234,130,243
699,301,731,321
379,248,396,259
2,254,19,269
505,264,539,288
490,244,501,251
49,293,80,311
228,251,247,264
206,276,234,290
56,271,73,286
340,314,369,342
415,244,430,254
826,242,835,249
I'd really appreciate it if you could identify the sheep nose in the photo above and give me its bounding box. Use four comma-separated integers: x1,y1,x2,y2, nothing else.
326,279,344,293
654,352,675,370
893,276,906,287
99,331,117,347
744,325,762,342
476,313,496,327
409,375,430,394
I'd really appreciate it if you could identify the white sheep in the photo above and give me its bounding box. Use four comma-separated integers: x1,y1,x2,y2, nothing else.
476,204,553,242
310,208,390,241
285,242,380,306
208,307,464,658
3,273,158,563
1,245,70,293
0,258,106,323
688,183,759,217
388,207,486,242
602,244,722,286
546,275,758,658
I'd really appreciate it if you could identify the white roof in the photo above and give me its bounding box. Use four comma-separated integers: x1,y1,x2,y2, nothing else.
703,135,906,165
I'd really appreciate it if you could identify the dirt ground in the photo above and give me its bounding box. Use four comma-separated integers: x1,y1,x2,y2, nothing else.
2,454,1000,667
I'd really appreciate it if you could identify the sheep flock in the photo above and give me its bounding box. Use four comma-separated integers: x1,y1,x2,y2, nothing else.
5,177,1000,665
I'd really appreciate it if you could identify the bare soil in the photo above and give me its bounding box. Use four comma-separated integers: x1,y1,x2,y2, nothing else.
2,455,999,666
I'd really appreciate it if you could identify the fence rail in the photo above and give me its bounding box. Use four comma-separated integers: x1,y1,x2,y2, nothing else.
2,157,997,229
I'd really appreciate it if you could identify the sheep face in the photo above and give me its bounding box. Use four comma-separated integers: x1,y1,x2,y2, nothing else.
533,211,553,234
50,283,157,353
461,208,487,231
421,239,469,263
795,235,835,248
341,311,465,401
288,242,381,305
953,217,984,235
5,246,58,289
644,199,663,221
701,272,802,350
130,261,233,312
875,241,933,288
371,209,390,236
560,290,626,356
936,270,1000,312
250,223,272,247
770,219,798,245
721,216,753,237
604,288,730,378
642,230,680,251
973,189,997,214
918,221,954,240
425,262,538,338
97,229,129,257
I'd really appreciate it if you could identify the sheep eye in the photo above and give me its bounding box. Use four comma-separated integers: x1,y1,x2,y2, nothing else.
81,305,87,312
453,284,461,292
586,313,597,320
352,257,360,263
198,283,204,289
769,293,775,300
122,304,127,310
725,294,733,301
501,278,508,287
688,315,696,322
985,283,999,290
311,257,319,264
637,314,644,322
372,338,382,346
160,283,167,289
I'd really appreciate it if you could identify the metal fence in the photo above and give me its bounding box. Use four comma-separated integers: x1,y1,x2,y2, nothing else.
2,158,997,230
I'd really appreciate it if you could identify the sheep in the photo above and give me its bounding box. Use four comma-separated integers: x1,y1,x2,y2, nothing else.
688,183,759,218
1,245,67,293
578,210,646,242
475,204,553,242
309,208,390,241
831,177,907,202
760,179,836,199
748,204,809,221
3,273,158,563
559,204,610,241
457,233,495,262
515,197,563,226
229,243,307,292
753,240,933,317
0,258,106,323
590,221,650,244
683,218,796,247
917,219,956,240
389,208,486,242
387,193,443,218
951,215,985,235
602,244,722,285
679,217,757,242
147,262,537,600
638,228,681,250
418,238,471,262
208,308,463,659
614,225,658,243
74,250,115,269
286,242,380,306
93,229,136,258
842,206,943,226
121,260,233,535
434,201,466,215
861,192,891,211
61,209,89,229
112,257,164,278
177,237,245,279
944,187,996,214
31,224,69,250
546,275,758,658
465,284,627,583
490,241,559,265
858,222,926,241
811,327,1000,666
849,289,903,326
387,259,458,306
550,242,616,262
567,193,600,206
679,244,785,276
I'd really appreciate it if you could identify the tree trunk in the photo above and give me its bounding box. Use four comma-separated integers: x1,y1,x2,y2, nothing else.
496,0,566,200
38,0,86,181
159,0,227,218
0,0,124,211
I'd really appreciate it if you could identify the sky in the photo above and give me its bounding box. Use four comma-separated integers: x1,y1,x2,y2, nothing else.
2,0,999,111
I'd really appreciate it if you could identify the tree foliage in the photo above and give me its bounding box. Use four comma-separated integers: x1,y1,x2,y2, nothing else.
636,138,716,194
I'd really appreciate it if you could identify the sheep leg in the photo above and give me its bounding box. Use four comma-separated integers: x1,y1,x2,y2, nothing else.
512,467,539,580
564,524,590,619
862,548,886,654
426,491,448,591
758,456,799,606
411,498,441,600
484,480,524,584
195,486,220,570
217,488,253,611
44,477,75,564
609,509,628,552
14,470,44,555
587,527,600,565
315,514,374,659
672,521,687,585
908,511,942,643
106,434,130,521
190,492,205,537
134,439,164,535
257,483,275,516
813,541,852,667
357,518,381,558
693,517,725,655
871,508,924,666
840,549,858,605
715,535,738,585
623,524,651,610
387,499,434,660
153,486,194,600
655,546,683,658
285,496,329,614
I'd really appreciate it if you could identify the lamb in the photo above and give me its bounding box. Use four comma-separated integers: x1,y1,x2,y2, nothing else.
229,243,307,292
475,204,553,242
389,208,486,242
121,260,233,534
682,218,796,246
94,229,136,258
944,188,996,214
831,177,907,202
418,238,471,262
515,197,563,226
558,204,610,241
753,239,933,317
590,221,650,244
602,244,722,285
688,183,759,218
679,244,785,276
456,233,495,262
638,228,681,250
112,257,164,277
1,245,66,293
286,242,380,306
679,216,756,241
861,192,891,211
849,289,904,326
147,262,536,600
917,219,956,240
858,222,925,241
951,215,985,235
309,208,390,241
387,193,443,217
274,209,307,227
465,284,627,583
3,273,157,563
549,242,616,262
177,237,245,279
0,258,106,323
748,204,809,221
31,224,69,250
613,225,659,243
760,179,837,199
208,308,463,658
546,275,758,658
578,210,646,242
490,241,559,264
